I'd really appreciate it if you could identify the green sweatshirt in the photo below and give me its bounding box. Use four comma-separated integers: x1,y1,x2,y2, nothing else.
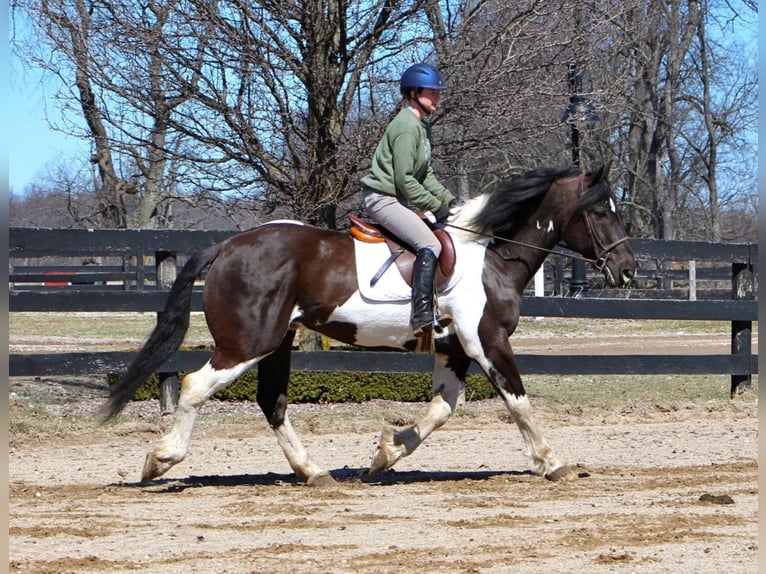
361,108,455,213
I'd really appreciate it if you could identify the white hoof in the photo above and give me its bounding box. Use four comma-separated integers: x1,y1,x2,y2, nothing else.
369,425,403,476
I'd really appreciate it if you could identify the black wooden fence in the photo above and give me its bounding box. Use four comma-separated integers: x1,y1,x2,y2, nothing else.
9,227,758,398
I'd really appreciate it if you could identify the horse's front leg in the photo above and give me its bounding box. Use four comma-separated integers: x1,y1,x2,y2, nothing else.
477,335,576,481
369,354,470,476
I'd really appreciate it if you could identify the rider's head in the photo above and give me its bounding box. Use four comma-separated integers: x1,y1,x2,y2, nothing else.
400,63,447,116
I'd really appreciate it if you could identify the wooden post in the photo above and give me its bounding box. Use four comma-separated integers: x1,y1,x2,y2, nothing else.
553,257,565,295
135,251,145,291
688,260,696,301
656,260,667,290
534,265,545,321
730,260,754,397
121,256,130,291
156,250,180,414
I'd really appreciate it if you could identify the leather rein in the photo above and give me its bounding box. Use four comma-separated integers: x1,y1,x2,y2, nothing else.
444,208,629,270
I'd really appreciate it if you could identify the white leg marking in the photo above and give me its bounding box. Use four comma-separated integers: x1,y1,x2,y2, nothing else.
497,388,568,478
370,356,465,474
272,413,328,481
142,359,256,481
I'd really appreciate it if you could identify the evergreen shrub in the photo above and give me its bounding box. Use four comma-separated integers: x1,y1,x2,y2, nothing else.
108,371,496,403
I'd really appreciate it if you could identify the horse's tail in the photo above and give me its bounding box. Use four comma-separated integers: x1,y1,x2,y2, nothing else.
102,243,221,420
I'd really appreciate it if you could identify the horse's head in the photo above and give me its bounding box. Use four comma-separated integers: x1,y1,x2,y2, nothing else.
457,163,636,288
559,164,636,287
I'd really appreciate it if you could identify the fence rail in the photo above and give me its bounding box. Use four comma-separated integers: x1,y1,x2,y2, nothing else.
9,227,758,397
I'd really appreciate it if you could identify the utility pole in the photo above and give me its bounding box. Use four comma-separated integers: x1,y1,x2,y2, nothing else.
562,62,600,296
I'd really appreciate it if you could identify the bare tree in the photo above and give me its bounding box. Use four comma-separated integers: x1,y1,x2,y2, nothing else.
11,0,757,241
35,0,130,227
15,0,210,229
686,0,757,241
144,0,429,228
587,0,756,240
425,0,590,196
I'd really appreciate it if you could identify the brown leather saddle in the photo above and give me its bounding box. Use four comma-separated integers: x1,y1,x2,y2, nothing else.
348,214,457,289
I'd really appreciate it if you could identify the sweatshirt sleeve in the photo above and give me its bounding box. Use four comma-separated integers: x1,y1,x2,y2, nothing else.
422,165,455,206
391,132,446,213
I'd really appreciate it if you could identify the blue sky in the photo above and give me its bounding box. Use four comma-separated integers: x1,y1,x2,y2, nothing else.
8,8,89,195
6,4,759,197
8,62,88,194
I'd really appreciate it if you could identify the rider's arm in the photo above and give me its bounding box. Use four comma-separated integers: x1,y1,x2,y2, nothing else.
391,131,454,213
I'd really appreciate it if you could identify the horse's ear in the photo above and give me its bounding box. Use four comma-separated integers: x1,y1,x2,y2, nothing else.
591,162,611,183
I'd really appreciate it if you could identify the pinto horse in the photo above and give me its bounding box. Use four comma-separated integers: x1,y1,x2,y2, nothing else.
104,164,635,485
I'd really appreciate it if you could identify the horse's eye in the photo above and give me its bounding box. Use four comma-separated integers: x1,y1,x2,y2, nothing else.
592,199,616,218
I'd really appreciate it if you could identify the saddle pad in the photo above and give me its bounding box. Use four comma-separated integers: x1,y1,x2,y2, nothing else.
354,239,467,302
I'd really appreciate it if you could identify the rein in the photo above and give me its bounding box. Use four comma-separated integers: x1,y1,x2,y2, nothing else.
444,175,629,271
443,222,599,266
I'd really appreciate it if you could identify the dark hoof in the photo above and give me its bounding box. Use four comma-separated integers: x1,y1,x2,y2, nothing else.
545,465,578,481
307,472,336,487
368,449,389,477
433,317,452,333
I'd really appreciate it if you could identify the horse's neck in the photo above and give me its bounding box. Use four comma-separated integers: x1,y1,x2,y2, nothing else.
450,195,565,285
489,224,560,289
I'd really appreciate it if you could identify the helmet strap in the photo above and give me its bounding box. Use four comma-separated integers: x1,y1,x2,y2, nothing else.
409,89,432,117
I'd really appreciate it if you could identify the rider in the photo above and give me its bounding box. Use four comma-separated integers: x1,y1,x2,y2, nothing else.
361,62,458,337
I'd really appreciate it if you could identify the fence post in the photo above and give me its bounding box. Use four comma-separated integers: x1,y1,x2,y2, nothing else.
135,251,145,290
121,256,130,290
156,250,180,414
730,258,755,397
534,264,545,297
553,257,565,295
688,260,696,301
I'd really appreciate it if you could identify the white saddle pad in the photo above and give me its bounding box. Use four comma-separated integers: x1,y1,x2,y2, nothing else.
353,239,465,302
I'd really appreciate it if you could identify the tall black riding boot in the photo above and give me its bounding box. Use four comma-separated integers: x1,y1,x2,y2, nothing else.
410,248,439,336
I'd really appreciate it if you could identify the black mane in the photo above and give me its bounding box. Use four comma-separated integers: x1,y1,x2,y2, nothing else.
576,167,613,212
471,165,610,238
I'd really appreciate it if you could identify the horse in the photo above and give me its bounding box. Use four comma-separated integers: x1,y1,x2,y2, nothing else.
104,163,636,486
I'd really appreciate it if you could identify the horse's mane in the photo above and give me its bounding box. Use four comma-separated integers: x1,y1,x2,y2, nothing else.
455,165,610,239
574,166,613,212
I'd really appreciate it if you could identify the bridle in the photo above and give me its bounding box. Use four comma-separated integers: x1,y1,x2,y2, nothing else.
443,183,630,271
443,221,599,266
582,209,631,272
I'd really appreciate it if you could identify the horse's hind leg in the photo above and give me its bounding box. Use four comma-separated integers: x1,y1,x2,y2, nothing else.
257,331,335,486
141,356,256,482
370,354,469,476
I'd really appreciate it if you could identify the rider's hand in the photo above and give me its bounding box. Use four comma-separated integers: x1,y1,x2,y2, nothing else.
433,202,450,223
449,199,465,218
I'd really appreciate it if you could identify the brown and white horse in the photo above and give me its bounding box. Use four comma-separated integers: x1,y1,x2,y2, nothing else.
105,164,635,485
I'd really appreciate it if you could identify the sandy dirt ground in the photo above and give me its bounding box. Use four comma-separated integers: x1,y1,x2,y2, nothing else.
9,379,758,574
9,316,759,573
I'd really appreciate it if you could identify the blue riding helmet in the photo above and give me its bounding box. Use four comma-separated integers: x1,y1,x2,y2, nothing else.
400,63,447,93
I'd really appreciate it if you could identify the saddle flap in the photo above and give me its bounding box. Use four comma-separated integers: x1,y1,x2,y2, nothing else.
385,231,455,289
348,215,456,288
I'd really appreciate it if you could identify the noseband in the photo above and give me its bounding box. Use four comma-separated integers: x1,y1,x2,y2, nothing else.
582,209,630,272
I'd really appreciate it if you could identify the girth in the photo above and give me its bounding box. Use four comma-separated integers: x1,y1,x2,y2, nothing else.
348,214,456,289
